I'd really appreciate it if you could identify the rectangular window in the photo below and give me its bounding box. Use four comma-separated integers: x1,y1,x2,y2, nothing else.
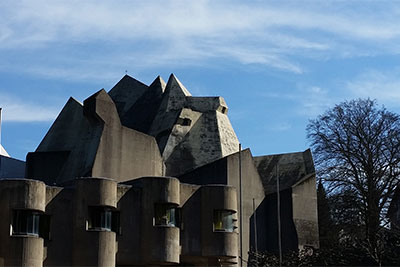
154,203,177,227
88,206,119,232
213,210,234,232
12,210,41,237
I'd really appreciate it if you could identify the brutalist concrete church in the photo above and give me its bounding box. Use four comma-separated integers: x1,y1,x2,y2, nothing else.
0,74,319,266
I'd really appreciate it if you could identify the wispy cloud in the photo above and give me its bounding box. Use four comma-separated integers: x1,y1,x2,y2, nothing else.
0,93,58,122
261,85,336,118
295,86,335,117
269,122,292,132
1,0,399,81
347,69,400,104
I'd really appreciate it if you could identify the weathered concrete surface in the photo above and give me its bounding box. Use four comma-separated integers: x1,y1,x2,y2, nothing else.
138,177,180,265
72,178,117,267
179,149,264,265
254,149,315,194
165,110,239,176
43,186,73,266
27,73,239,181
0,179,46,267
201,186,238,260
16,73,319,266
27,97,102,184
108,74,149,116
26,90,163,184
119,76,166,133
254,149,319,250
292,175,319,249
147,74,239,176
87,90,164,181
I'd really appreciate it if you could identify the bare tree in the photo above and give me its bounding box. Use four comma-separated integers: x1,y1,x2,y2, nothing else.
307,98,400,264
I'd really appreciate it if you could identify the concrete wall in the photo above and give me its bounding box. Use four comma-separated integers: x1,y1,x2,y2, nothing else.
256,189,298,253
0,179,46,267
292,175,319,249
226,149,265,265
28,97,102,184
179,149,264,266
0,156,25,179
43,186,73,266
26,90,164,185
115,185,142,265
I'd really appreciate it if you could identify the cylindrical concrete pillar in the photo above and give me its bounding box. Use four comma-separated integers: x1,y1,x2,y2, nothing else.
140,176,180,265
72,178,117,267
0,179,46,267
201,185,238,262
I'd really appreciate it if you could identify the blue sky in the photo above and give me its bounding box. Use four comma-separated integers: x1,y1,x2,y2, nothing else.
1,0,400,161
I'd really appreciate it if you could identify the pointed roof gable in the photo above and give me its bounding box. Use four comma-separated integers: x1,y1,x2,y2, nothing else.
167,74,191,96
120,76,166,133
159,74,192,112
108,75,148,115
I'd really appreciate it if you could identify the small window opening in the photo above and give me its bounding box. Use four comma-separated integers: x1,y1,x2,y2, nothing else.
12,210,41,237
154,203,178,227
213,210,235,232
176,118,192,126
221,107,227,114
88,206,120,233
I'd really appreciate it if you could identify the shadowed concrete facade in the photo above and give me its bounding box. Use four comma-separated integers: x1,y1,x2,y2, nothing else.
1,74,319,266
0,141,25,179
0,177,238,266
0,155,25,179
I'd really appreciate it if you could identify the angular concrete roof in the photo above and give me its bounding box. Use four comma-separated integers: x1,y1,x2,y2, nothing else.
107,74,240,176
28,73,241,181
254,149,315,194
28,91,163,185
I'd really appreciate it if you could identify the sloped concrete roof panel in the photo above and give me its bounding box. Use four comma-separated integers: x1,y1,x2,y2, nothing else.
254,149,315,194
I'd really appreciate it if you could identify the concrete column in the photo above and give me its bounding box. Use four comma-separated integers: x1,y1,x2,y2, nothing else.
0,179,46,267
140,177,180,265
201,185,238,264
72,178,117,267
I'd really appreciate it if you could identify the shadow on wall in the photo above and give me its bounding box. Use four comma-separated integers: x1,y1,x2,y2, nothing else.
0,156,25,178
250,189,298,253
43,188,73,266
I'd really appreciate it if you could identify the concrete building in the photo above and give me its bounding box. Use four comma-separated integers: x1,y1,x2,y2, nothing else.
0,74,319,266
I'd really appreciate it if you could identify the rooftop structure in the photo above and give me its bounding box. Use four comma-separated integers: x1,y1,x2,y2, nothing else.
0,74,319,266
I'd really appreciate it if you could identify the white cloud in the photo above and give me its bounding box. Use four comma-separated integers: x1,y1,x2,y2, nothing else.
1,0,399,79
0,94,58,122
347,69,400,105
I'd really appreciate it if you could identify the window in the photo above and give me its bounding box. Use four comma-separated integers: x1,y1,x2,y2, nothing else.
154,203,178,227
213,210,235,232
176,118,192,126
88,206,120,233
12,210,41,237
